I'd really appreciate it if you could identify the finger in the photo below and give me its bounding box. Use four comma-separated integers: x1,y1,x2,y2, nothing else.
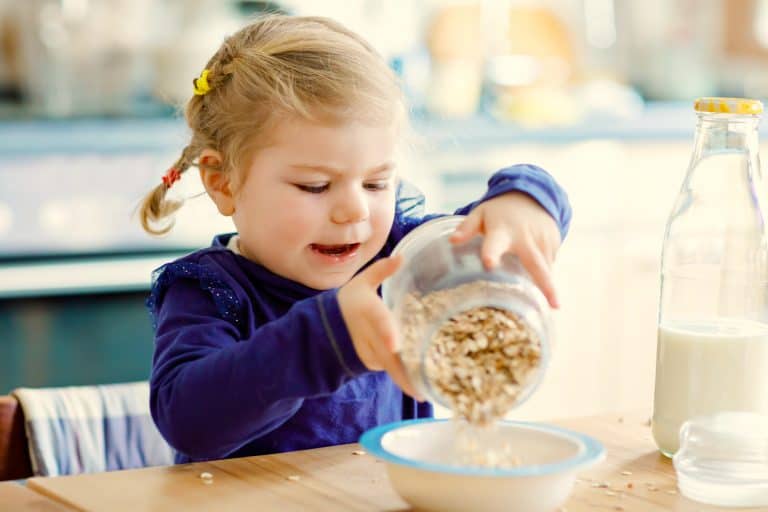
517,244,559,309
480,229,511,270
364,299,400,352
539,240,555,266
539,226,560,265
358,254,403,288
449,213,482,244
361,309,421,398
544,244,556,265
370,338,421,400
357,328,384,371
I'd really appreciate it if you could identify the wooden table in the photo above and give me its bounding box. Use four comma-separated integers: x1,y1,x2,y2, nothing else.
21,414,767,511
0,481,74,511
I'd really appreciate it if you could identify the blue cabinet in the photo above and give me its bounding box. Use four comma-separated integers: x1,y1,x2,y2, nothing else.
0,291,154,393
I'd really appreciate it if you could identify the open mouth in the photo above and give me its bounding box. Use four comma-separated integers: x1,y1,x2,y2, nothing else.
310,243,361,256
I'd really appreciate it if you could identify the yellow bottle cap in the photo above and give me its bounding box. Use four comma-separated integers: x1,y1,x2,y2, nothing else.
694,97,763,115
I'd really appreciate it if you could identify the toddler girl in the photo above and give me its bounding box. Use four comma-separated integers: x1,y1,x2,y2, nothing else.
139,14,571,463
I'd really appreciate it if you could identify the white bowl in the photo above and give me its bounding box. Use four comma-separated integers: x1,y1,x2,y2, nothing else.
360,419,605,512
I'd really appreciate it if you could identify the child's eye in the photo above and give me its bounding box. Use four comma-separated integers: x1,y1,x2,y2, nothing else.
364,181,389,191
296,184,329,194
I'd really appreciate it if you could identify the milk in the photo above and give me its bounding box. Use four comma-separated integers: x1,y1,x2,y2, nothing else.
652,318,768,456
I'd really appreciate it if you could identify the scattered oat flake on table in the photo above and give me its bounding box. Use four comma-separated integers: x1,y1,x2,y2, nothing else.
620,471,632,476
352,450,366,456
199,472,213,480
287,475,301,481
666,489,677,495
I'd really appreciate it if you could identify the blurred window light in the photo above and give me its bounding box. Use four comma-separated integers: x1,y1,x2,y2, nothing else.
0,256,172,297
584,0,616,49
755,0,768,48
62,0,89,21
39,5,69,48
486,55,541,86
0,202,12,238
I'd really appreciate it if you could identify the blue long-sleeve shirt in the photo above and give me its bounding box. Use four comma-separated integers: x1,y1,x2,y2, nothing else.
147,164,572,463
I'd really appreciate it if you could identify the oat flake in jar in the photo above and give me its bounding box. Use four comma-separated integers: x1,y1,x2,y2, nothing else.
382,215,552,426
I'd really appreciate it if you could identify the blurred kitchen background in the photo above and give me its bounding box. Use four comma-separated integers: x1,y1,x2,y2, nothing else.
2,0,768,420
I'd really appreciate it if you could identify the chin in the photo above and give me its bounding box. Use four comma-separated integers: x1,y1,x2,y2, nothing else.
306,271,357,290
313,276,352,290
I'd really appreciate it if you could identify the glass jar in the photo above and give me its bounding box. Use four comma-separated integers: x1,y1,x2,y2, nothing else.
652,97,768,457
382,215,552,424
673,412,768,507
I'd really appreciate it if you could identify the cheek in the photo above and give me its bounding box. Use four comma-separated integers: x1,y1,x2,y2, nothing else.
238,186,315,237
370,193,397,229
271,195,325,239
292,195,326,219
256,183,314,217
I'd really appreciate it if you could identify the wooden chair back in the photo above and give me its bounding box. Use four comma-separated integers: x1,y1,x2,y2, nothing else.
0,395,33,480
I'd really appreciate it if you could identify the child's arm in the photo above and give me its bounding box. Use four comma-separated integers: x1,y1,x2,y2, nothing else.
392,163,571,307
452,163,571,239
450,164,570,307
150,276,371,460
393,164,570,242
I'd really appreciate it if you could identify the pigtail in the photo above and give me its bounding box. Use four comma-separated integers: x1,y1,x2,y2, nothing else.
139,145,198,235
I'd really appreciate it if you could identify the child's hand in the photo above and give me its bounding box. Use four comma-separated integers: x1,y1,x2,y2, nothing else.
338,254,420,399
449,192,562,308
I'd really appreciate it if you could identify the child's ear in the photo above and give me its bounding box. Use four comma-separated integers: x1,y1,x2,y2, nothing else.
199,149,236,216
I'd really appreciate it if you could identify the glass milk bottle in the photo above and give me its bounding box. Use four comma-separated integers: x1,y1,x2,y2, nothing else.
653,98,768,457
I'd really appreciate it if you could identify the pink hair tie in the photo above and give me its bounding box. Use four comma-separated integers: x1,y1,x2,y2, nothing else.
162,167,181,188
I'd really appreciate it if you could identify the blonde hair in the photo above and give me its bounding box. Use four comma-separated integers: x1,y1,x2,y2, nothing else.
139,14,406,235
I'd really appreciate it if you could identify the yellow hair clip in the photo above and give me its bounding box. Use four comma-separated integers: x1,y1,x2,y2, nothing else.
193,69,212,96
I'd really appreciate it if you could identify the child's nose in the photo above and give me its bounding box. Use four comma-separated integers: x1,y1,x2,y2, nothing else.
331,190,369,224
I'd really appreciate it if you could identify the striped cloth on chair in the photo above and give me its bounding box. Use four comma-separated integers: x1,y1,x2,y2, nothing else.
11,381,174,476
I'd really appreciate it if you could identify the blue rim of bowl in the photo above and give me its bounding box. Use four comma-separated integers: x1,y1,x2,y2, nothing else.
359,418,606,477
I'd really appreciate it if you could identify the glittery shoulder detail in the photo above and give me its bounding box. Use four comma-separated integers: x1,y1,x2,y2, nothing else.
146,259,241,330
